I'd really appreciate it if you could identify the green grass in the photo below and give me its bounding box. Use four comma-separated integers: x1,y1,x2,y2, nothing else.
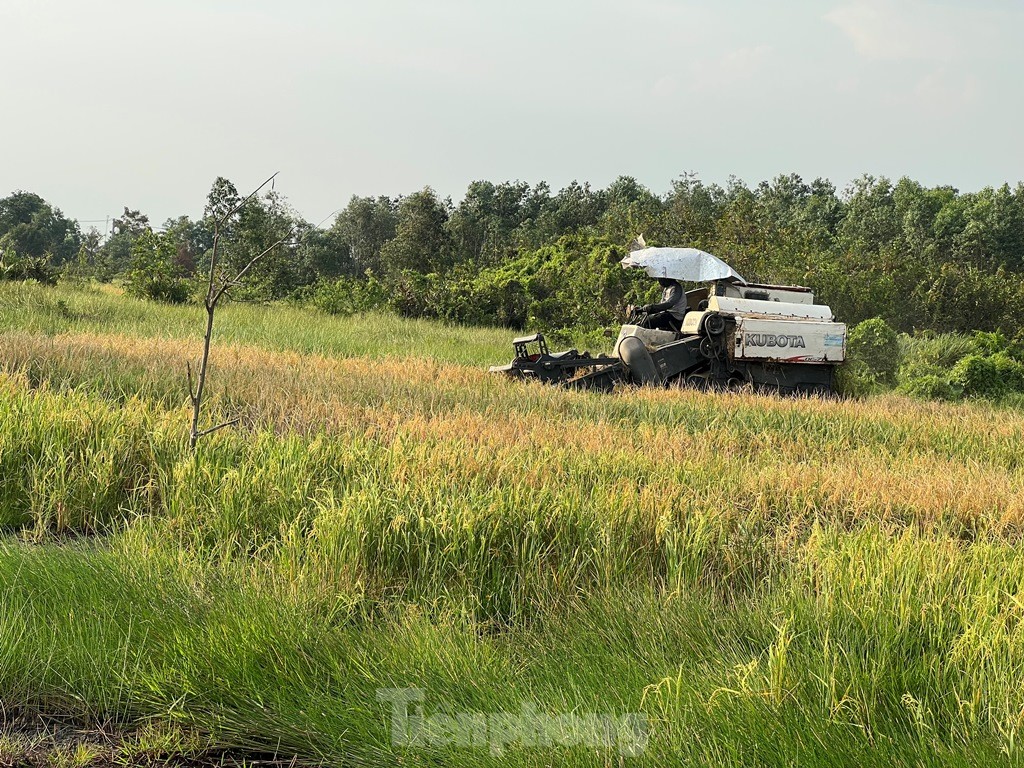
2,281,1024,765
0,280,515,366
1,532,1015,767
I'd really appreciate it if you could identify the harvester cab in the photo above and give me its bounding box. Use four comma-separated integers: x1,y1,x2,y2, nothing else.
490,247,847,395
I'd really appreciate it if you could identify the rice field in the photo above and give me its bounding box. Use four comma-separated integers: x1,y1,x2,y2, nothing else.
1,281,1024,766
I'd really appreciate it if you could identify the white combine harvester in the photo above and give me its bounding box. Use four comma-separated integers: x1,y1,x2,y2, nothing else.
491,247,847,394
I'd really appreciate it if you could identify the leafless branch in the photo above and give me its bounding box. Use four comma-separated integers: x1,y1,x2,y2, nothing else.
197,417,241,439
218,171,279,230
204,171,279,309
188,171,280,451
205,231,219,307
186,360,197,406
212,235,290,305
188,174,339,450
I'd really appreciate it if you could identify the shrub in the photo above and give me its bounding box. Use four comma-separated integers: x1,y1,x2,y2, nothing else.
899,332,978,374
124,231,190,304
127,272,190,304
840,317,901,395
834,364,872,398
462,274,530,329
971,331,1008,357
387,270,436,318
848,318,900,384
0,255,58,285
896,375,960,401
311,275,389,316
950,354,1004,399
991,352,1024,393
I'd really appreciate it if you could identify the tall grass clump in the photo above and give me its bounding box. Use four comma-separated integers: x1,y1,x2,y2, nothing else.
0,534,1020,766
0,375,160,535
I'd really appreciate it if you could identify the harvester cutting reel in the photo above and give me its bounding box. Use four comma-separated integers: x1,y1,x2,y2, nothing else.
487,334,622,388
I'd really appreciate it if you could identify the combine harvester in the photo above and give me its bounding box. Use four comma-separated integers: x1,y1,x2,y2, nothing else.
490,247,847,394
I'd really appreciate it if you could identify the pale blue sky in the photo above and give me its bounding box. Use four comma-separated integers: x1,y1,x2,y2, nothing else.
1,0,1021,227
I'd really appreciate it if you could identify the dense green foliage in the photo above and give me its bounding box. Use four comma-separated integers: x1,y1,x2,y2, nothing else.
124,230,190,303
0,191,81,263
4,173,1024,340
838,317,902,395
306,175,1024,341
839,318,1024,403
0,254,57,285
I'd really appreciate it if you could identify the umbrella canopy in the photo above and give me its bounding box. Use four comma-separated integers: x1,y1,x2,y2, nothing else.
620,247,746,283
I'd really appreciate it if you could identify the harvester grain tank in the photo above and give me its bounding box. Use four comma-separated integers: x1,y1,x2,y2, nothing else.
490,247,847,394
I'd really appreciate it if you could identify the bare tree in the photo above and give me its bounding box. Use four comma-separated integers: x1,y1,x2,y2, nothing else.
187,172,289,450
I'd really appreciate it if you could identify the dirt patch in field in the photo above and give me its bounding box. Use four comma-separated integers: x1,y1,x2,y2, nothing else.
0,713,314,768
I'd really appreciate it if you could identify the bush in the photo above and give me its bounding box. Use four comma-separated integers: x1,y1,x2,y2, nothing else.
991,352,1024,392
896,375,960,401
311,275,389,316
460,274,530,329
0,255,58,285
475,235,653,333
126,273,190,304
839,317,901,395
971,330,1008,357
950,355,1004,399
349,236,648,333
899,332,978,375
387,270,436,318
948,350,1024,400
834,364,873,398
848,318,900,384
124,231,190,304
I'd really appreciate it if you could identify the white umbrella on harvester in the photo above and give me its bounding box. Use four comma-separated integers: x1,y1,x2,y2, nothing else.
620,247,746,284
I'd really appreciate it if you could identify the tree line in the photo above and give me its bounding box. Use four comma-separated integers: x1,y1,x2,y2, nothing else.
2,173,1024,337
